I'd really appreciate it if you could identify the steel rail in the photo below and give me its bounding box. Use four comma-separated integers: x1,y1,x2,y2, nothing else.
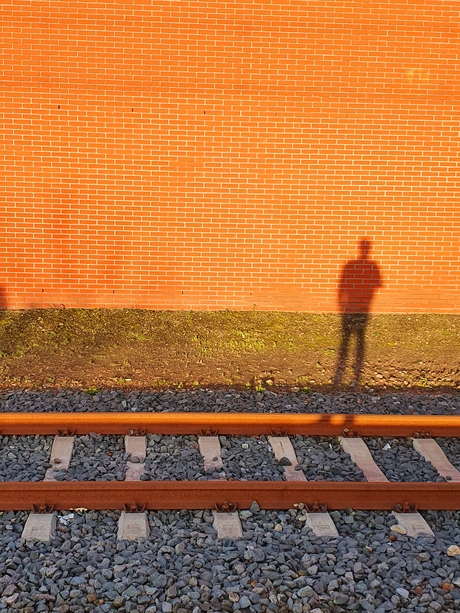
1,481,460,511
1,412,460,436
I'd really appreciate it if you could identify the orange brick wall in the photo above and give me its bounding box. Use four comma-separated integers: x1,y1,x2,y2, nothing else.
1,0,459,312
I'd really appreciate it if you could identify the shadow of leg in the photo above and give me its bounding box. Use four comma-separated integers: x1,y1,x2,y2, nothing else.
333,315,352,389
352,315,368,387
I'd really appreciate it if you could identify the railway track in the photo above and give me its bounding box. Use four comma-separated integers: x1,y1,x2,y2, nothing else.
2,410,460,613
1,413,460,513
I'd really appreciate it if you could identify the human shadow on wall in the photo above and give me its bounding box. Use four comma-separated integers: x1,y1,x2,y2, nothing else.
333,239,383,389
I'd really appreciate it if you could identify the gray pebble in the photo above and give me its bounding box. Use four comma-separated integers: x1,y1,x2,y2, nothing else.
238,595,251,608
396,587,409,599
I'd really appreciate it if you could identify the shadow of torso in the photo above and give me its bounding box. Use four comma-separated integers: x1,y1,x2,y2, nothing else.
338,257,382,314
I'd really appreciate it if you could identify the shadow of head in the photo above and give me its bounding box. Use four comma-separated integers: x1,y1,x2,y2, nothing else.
358,238,372,258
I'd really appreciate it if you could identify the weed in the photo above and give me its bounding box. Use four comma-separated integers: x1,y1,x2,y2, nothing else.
129,332,149,342
151,379,171,388
227,331,267,352
85,386,99,396
417,376,431,388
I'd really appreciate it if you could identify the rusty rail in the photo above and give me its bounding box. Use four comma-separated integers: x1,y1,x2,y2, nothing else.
2,413,460,511
1,412,460,436
1,481,460,511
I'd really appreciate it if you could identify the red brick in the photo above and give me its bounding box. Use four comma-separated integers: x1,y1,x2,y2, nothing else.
0,1,458,312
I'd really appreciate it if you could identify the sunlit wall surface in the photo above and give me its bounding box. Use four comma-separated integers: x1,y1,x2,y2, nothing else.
1,1,459,312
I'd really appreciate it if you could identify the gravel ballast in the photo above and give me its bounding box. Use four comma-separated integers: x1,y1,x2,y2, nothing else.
364,438,443,482
0,435,52,482
1,388,460,611
1,508,460,613
59,435,126,482
2,388,460,415
143,435,207,481
290,436,367,482
220,435,284,481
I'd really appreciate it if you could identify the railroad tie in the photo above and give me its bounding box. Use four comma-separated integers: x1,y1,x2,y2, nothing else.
268,436,338,538
267,436,306,482
117,435,150,541
198,435,225,476
339,437,387,483
339,437,434,538
391,512,434,538
212,511,243,540
23,436,75,542
199,435,242,539
117,511,150,541
412,438,460,482
125,435,146,481
43,436,75,482
22,513,57,543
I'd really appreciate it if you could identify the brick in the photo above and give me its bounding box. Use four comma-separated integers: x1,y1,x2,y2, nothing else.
0,1,458,312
